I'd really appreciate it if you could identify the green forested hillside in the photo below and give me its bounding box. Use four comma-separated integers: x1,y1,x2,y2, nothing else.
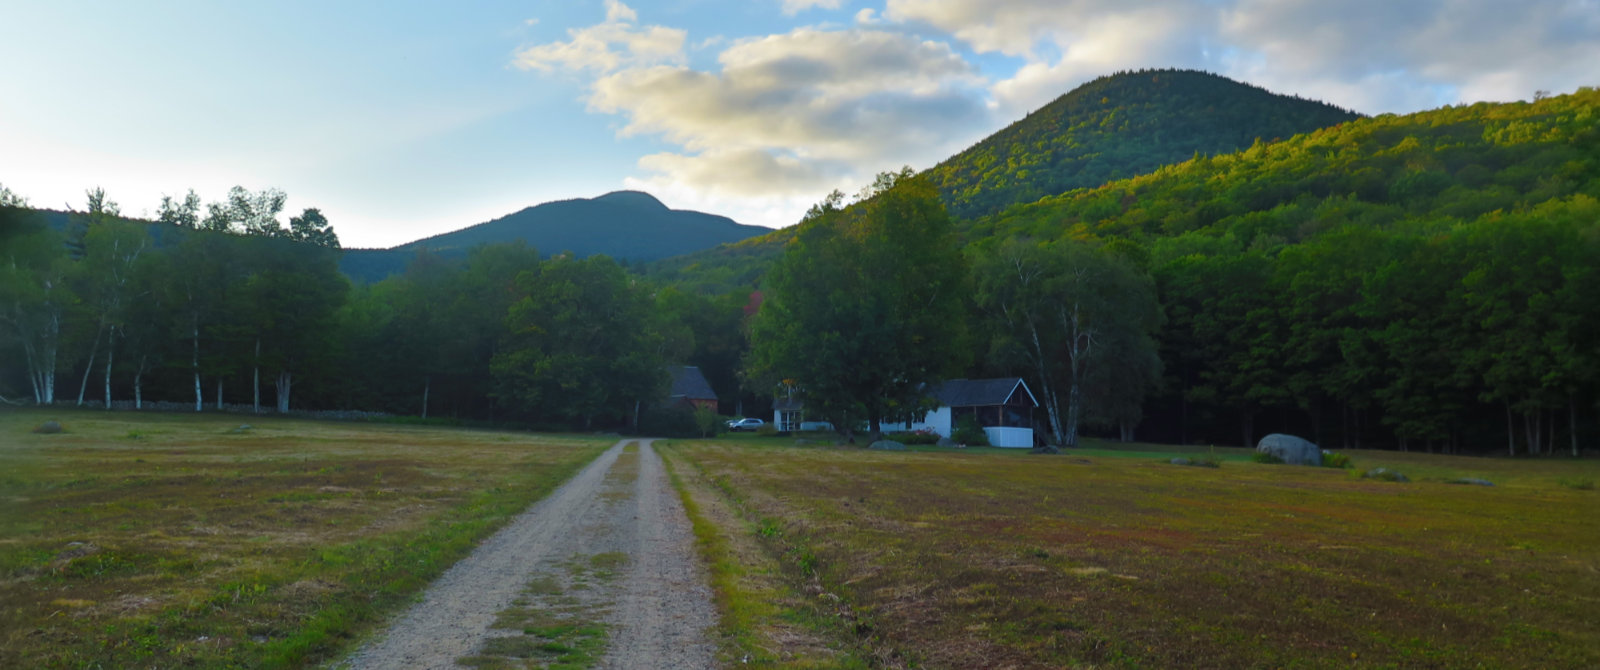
973,90,1599,244
926,69,1359,220
963,87,1600,448
647,70,1358,292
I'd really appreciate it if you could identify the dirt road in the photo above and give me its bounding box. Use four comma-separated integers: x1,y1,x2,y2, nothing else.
341,439,718,669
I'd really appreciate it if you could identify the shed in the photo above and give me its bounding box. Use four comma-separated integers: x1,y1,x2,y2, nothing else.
664,366,718,411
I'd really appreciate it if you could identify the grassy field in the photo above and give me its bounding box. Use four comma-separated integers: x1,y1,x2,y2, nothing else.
0,408,610,669
664,436,1600,669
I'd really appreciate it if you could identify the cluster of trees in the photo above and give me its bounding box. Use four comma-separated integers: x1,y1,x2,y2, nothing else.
2,186,345,412
747,172,1163,448
1,185,753,431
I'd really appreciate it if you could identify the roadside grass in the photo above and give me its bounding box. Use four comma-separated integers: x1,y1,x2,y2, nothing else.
0,408,610,669
659,444,874,669
671,437,1600,668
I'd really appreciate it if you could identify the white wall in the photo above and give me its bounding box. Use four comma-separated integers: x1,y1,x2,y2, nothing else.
879,406,954,437
984,426,1034,448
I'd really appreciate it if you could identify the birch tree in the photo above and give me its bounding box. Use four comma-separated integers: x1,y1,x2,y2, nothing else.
1,202,71,405
975,240,1161,448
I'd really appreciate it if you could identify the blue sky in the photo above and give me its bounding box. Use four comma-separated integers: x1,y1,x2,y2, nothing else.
2,0,1596,248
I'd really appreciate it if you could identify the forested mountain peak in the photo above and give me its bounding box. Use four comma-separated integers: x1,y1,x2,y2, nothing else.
589,190,670,210
924,68,1362,220
340,190,770,282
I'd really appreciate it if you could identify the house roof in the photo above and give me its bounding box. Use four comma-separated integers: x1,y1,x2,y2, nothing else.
930,378,1038,408
774,397,804,411
668,366,718,402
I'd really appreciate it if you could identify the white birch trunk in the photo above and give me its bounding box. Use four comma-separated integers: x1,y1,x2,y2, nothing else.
215,378,223,410
421,376,430,419
134,359,144,410
102,330,114,409
252,338,260,414
276,371,291,413
192,319,202,412
76,325,102,406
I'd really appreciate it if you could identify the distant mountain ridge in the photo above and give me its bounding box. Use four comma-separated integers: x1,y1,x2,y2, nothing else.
340,190,768,282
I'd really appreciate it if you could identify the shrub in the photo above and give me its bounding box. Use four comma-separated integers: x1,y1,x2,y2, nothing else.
692,406,724,438
1321,451,1352,469
1251,452,1285,464
951,416,988,446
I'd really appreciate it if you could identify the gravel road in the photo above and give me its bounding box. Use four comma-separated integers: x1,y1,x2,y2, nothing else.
341,439,718,669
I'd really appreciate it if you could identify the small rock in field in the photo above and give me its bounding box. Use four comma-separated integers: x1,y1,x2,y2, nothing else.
868,440,906,451
793,438,811,446
936,437,957,447
32,421,63,434
1362,467,1410,483
1170,457,1193,466
1447,478,1494,486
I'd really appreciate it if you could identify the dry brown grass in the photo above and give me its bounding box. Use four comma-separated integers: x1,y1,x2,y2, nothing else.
0,408,609,669
672,438,1600,669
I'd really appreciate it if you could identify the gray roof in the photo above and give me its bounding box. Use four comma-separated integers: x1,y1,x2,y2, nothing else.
774,397,804,411
930,378,1038,408
668,366,717,401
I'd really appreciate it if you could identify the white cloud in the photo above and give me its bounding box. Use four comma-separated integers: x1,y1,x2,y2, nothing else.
522,19,993,226
887,0,1600,115
514,1,685,74
781,0,845,16
605,0,637,24
1218,0,1600,110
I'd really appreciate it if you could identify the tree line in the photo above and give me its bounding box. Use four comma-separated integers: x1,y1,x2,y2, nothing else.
0,184,749,432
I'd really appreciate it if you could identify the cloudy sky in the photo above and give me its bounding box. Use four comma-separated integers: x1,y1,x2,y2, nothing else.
2,0,1596,248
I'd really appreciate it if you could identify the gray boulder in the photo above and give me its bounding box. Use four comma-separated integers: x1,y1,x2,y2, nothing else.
936,437,958,448
32,421,63,434
1447,477,1494,487
793,438,811,446
1170,457,1193,466
1256,433,1322,466
1362,468,1410,483
868,440,906,451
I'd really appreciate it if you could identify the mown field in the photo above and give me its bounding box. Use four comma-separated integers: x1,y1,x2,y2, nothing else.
664,437,1600,669
0,409,610,669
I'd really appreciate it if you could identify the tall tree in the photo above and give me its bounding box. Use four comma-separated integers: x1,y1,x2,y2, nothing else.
491,254,665,428
748,175,969,443
975,239,1162,447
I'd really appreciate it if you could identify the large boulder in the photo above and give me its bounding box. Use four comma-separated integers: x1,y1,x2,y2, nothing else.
868,440,906,451
1256,433,1321,466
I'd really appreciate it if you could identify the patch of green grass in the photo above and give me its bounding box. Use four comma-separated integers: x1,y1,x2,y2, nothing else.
0,408,611,669
1558,477,1595,490
659,442,872,669
669,438,1600,669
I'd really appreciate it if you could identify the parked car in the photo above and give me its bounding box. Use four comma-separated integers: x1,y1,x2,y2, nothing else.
725,418,765,431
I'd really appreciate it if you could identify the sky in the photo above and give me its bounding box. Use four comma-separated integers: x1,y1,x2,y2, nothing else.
1,1,1597,249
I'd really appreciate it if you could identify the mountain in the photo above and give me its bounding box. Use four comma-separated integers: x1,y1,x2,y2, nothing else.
340,191,768,282
646,70,1361,292
923,69,1361,220
969,87,1600,249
